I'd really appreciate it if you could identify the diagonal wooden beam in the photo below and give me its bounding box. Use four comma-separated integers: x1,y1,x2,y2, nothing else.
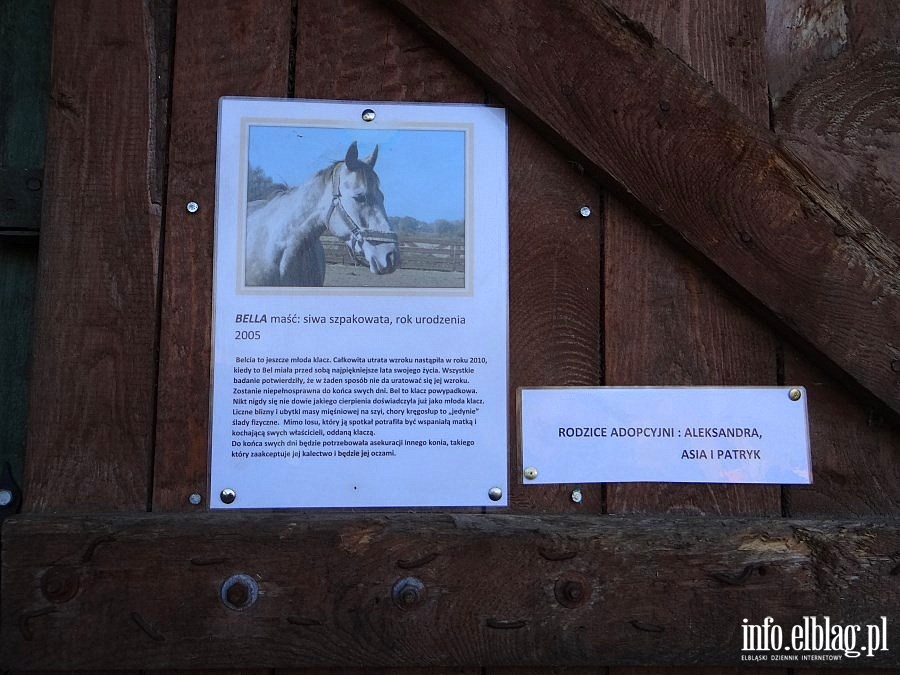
383,0,900,418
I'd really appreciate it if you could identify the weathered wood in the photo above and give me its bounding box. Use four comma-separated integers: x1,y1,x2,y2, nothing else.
604,0,780,517
384,0,900,419
152,0,293,511
767,0,900,519
24,0,164,512
507,116,603,512
3,513,898,669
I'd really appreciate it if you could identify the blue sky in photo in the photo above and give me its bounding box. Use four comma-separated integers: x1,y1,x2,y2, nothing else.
248,126,466,223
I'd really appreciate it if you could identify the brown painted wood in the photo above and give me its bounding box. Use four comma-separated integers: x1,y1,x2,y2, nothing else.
297,0,603,512
767,0,900,519
783,348,900,516
3,513,898,669
152,0,293,511
384,0,900,420
603,0,779,516
507,116,603,512
23,0,165,512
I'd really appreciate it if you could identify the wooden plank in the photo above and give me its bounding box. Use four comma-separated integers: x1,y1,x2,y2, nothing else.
0,0,50,494
23,0,164,512
767,0,900,518
3,513,898,669
152,0,293,511
383,0,900,419
604,0,779,517
299,0,603,513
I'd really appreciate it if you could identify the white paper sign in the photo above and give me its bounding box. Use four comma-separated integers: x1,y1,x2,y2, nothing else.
520,387,812,484
210,98,509,508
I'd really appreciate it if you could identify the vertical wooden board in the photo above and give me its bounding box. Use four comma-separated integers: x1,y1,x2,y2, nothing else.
783,347,900,516
507,116,603,512
0,0,51,490
604,0,781,517
24,0,162,512
152,0,294,511
299,0,603,512
768,0,899,519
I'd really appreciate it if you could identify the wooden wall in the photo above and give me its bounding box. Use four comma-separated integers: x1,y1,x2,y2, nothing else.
2,0,897,670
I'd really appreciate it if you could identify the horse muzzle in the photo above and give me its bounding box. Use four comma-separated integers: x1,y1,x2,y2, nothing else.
365,239,400,274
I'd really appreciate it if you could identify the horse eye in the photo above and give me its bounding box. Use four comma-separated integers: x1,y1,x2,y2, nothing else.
353,194,366,204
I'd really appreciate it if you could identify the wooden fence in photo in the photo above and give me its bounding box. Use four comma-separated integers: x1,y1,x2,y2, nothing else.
1,0,897,671
322,233,465,272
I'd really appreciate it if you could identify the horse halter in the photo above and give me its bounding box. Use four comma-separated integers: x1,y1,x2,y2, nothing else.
326,162,398,264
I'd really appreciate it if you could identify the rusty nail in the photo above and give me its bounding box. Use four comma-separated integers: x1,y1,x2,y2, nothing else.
739,231,752,244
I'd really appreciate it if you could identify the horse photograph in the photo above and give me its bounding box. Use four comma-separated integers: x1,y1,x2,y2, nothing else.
243,126,467,289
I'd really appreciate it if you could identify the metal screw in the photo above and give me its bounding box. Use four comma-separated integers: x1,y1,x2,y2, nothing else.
220,488,236,504
579,205,592,218
570,488,583,504
361,108,376,122
0,489,12,507
392,576,426,610
186,201,199,213
659,99,671,112
788,388,802,401
220,574,258,610
488,487,503,501
739,231,752,244
25,177,42,191
189,493,202,506
524,467,538,481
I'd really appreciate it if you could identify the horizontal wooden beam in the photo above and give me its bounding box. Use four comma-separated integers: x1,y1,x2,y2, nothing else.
383,0,900,419
3,513,898,668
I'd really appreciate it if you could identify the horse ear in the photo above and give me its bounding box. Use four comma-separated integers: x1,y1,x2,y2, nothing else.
345,141,361,169
363,144,379,168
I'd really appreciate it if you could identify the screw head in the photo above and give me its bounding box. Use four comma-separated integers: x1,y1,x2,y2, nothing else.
788,388,802,401
220,488,236,504
579,205,592,218
488,487,503,501
392,576,426,610
361,108,376,122
570,488,583,504
524,467,538,481
186,201,199,213
189,493,202,506
0,489,12,507
220,574,258,610
25,176,42,191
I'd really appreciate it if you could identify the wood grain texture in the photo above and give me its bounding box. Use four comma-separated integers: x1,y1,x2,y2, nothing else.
603,0,779,515
384,0,900,419
24,0,163,512
783,347,900,516
152,0,293,511
767,0,900,520
507,116,602,512
3,513,898,669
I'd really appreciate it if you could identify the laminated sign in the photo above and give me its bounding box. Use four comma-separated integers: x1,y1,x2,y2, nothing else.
210,98,509,508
